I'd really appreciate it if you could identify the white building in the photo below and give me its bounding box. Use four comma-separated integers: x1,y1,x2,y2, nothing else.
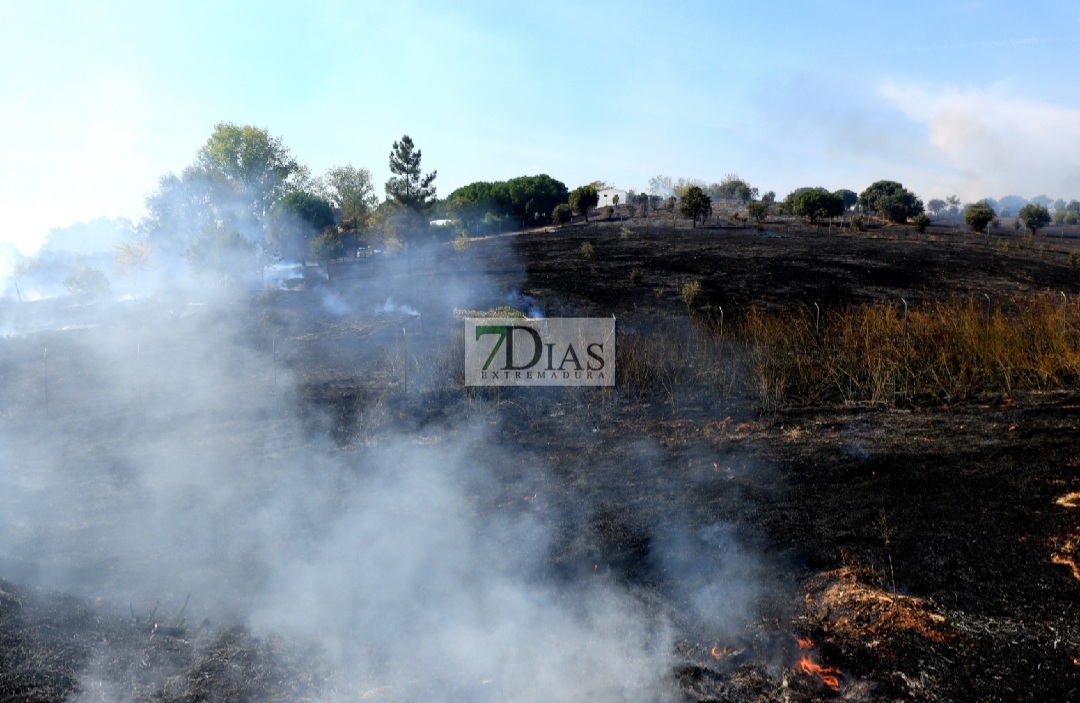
597,187,629,208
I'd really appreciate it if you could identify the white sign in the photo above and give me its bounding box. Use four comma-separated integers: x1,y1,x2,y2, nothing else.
464,318,615,386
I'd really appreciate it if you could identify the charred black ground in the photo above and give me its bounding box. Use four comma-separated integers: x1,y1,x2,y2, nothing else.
2,215,1080,702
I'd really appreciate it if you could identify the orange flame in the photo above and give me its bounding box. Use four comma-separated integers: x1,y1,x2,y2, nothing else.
796,637,814,649
797,655,841,691
710,645,734,659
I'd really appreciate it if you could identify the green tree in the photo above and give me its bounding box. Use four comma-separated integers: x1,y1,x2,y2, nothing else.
945,195,961,215
679,185,712,228
786,188,845,223
710,174,758,202
1018,203,1051,235
858,181,924,223
195,122,303,221
385,135,437,212
143,123,307,276
266,191,336,262
963,201,996,233
914,213,931,233
834,189,858,210
927,199,946,215
569,185,599,222
747,201,769,224
319,164,378,232
552,203,573,226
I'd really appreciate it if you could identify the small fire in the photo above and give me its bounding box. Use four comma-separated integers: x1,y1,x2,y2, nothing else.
796,637,814,650
797,655,842,691
710,645,734,659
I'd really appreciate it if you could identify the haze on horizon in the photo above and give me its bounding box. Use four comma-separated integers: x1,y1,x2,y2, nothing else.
3,0,1080,257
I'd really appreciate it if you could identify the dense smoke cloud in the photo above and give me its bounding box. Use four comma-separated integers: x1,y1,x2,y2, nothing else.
0,224,770,700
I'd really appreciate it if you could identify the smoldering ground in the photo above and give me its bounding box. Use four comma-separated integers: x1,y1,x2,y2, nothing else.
0,238,777,702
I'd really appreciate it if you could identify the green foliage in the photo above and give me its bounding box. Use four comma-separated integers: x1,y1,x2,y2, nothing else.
747,201,769,224
834,189,858,210
786,187,844,223
143,122,308,280
267,191,336,261
448,175,569,231
850,215,864,232
64,264,110,295
319,165,378,232
710,174,758,202
619,226,633,240
914,213,930,233
858,180,924,223
569,185,599,222
927,199,946,215
195,123,303,220
385,135,437,212
453,232,471,252
602,205,614,220
580,241,595,260
309,229,347,277
963,201,996,233
679,185,712,228
1018,203,1051,234
551,203,573,226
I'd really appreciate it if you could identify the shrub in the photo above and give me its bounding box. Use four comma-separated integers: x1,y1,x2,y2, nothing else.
630,268,643,285
914,213,930,233
681,280,702,310
850,215,865,232
1018,203,1051,235
551,203,572,226
580,241,595,260
453,232,471,252
964,202,996,233
747,202,769,224
602,205,614,220
64,265,110,295
1070,251,1079,267
619,226,633,240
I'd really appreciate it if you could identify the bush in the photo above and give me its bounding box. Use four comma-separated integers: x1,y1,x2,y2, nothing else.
630,268,643,285
850,215,864,232
602,205,614,220
964,202,996,233
619,226,633,240
64,265,110,295
747,202,769,224
1019,203,1052,235
681,280,702,310
453,232,471,252
914,213,930,233
580,241,595,260
551,203,572,226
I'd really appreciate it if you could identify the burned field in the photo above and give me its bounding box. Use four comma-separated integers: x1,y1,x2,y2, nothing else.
2,218,1080,702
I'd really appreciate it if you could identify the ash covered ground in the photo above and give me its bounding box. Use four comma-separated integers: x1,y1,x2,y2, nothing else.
2,217,1080,702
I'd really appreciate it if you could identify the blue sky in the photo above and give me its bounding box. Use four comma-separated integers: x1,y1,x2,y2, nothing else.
3,0,1080,255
